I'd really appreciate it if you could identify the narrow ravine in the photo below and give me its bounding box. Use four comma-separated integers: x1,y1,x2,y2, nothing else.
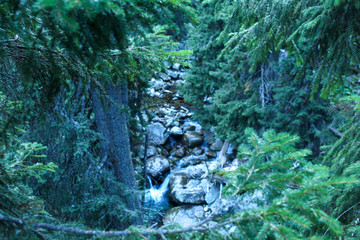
136,62,242,227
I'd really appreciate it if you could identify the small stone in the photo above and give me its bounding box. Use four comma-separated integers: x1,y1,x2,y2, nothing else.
167,70,180,79
172,63,181,71
159,72,171,82
193,147,204,156
205,150,217,159
172,147,187,158
170,126,183,136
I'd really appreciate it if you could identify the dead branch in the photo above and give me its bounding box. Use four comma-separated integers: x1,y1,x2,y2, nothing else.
0,213,252,238
327,126,343,138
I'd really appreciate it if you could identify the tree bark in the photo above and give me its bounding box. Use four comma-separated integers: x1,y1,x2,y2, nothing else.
91,80,142,229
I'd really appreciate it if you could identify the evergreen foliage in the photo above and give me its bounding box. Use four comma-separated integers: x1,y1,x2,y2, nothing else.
218,129,355,239
183,0,332,155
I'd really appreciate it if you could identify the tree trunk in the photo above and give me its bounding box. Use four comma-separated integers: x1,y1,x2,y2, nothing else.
91,80,142,229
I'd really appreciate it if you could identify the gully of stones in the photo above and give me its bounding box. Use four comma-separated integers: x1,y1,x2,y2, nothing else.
135,62,260,228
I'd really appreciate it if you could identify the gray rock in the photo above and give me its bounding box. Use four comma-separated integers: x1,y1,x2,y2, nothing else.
183,125,196,132
192,147,204,156
204,180,221,205
178,164,208,178
204,130,216,145
148,123,169,145
169,174,206,205
172,63,181,71
210,139,224,151
180,155,208,168
205,150,217,159
149,78,165,91
163,205,207,227
146,156,170,180
182,132,204,147
136,145,157,159
170,126,183,136
175,112,187,119
151,116,161,122
167,70,180,79
166,118,177,128
159,72,171,82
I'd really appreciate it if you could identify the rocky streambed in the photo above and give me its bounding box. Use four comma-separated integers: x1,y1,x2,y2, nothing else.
135,62,242,227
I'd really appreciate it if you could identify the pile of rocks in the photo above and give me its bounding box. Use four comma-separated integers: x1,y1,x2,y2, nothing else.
136,62,242,227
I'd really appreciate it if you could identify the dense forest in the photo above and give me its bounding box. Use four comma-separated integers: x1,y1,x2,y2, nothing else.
1,0,360,239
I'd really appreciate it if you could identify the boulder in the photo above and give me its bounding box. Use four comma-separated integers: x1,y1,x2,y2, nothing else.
168,171,221,205
146,156,170,180
170,126,183,137
148,123,169,145
210,139,224,151
169,174,206,205
204,130,216,145
182,132,204,148
163,205,208,227
204,180,221,205
177,164,208,178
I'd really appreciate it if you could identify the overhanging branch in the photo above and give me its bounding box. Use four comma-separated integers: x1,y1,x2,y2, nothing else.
0,213,250,237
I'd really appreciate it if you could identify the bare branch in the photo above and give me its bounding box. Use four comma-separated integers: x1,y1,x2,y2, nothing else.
327,126,343,138
0,213,254,238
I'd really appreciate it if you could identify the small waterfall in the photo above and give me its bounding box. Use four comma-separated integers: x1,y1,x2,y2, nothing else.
147,174,172,203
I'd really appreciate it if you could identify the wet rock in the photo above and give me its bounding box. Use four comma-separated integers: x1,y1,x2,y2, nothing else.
178,164,208,178
175,112,187,119
172,63,181,71
158,72,171,82
146,156,170,180
210,139,224,151
166,118,177,128
204,130,216,145
192,147,204,156
180,155,208,168
170,126,183,137
163,205,207,227
148,123,169,145
151,116,161,122
183,125,196,132
169,174,206,205
182,132,204,148
205,150,217,159
172,146,187,158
